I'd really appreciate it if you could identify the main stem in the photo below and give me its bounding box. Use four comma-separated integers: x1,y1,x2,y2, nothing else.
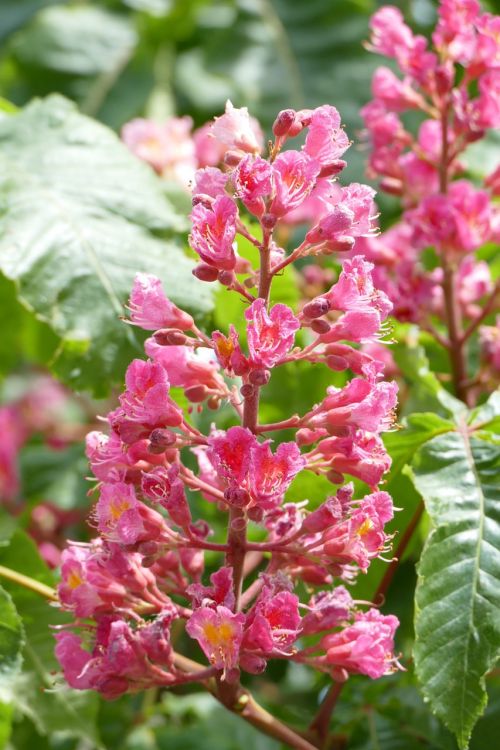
438,102,471,405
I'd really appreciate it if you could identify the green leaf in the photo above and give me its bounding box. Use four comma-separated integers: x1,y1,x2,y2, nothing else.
0,531,102,747
0,95,212,394
0,585,24,690
11,6,137,78
410,430,500,748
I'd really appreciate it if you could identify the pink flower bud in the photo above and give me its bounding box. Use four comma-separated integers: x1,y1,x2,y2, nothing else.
153,329,189,346
272,109,297,137
193,263,219,282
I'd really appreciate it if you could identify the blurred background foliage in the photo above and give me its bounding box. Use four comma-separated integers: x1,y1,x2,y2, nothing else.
1,1,500,749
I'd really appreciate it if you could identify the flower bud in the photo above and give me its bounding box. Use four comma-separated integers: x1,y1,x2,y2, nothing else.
249,368,271,386
318,160,347,178
272,109,296,137
240,383,255,398
193,264,219,282
218,270,234,286
148,428,177,453
192,194,213,208
261,213,277,231
434,64,453,96
247,506,263,522
311,319,331,334
185,384,209,403
326,469,344,484
153,329,188,346
326,355,348,371
207,395,220,410
224,149,245,167
224,487,250,507
302,298,330,319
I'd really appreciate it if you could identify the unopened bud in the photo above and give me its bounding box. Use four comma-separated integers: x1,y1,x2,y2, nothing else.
148,428,177,453
325,236,355,254
261,213,277,231
137,541,159,557
247,506,263,522
318,160,347,178
379,177,403,196
207,395,220,411
303,298,330,319
185,384,209,403
240,383,255,399
311,319,331,334
224,149,245,167
154,328,188,346
224,487,250,507
249,368,271,386
244,277,256,289
326,469,344,484
192,193,213,208
272,109,296,137
218,270,234,286
326,355,348,371
193,263,219,282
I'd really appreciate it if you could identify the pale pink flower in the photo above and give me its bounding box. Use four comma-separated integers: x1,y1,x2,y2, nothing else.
95,481,167,545
192,167,228,199
193,122,228,166
212,100,263,154
301,587,353,635
122,117,197,186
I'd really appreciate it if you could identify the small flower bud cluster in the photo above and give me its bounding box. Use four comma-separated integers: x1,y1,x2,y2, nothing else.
357,0,499,348
55,102,402,701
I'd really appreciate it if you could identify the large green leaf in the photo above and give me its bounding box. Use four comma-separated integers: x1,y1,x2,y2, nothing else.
410,429,500,748
0,531,102,747
0,95,212,395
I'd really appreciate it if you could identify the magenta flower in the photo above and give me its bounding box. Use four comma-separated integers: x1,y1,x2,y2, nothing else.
243,590,301,654
192,167,228,199
301,587,354,635
141,465,192,528
208,426,255,486
190,194,238,270
95,481,167,545
120,359,183,429
245,298,300,368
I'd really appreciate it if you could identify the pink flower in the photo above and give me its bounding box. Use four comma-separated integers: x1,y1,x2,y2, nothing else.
145,340,227,401
141,465,191,528
270,151,320,217
122,117,196,186
187,566,235,610
208,426,254,486
186,605,245,675
232,155,273,216
245,298,300,368
301,587,353,635
95,481,167,545
193,122,227,166
321,609,400,679
243,591,301,654
372,66,423,110
310,431,392,487
368,7,415,59
249,441,305,510
190,194,238,270
324,256,392,321
192,167,228,199
410,180,493,253
128,273,193,331
212,100,263,154
306,378,398,435
120,359,183,429
305,186,378,252
212,326,249,376
303,105,350,167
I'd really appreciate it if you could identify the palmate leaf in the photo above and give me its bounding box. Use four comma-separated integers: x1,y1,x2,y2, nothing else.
410,425,500,749
0,94,212,395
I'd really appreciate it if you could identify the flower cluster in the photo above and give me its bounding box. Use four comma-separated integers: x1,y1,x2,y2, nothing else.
55,101,402,704
0,374,86,567
357,1,499,398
